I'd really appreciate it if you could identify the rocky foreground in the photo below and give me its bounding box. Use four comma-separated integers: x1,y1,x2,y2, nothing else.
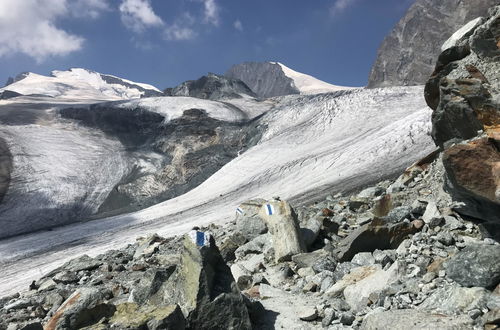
1,4,500,330
1,153,499,330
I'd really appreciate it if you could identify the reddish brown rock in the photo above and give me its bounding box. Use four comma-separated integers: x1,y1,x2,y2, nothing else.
443,138,500,204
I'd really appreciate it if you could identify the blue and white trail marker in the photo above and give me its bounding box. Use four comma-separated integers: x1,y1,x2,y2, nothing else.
265,204,275,216
188,230,211,247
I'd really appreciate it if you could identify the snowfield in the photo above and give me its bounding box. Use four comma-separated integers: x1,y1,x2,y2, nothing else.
1,68,161,100
0,86,435,297
273,62,357,94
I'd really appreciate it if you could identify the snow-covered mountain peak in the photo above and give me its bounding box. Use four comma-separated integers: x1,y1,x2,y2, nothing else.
1,68,162,101
270,62,356,94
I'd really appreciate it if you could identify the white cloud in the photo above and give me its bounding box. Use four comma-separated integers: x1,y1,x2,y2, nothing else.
202,0,219,26
119,0,164,33
71,0,110,19
164,13,197,41
330,0,357,16
165,25,197,41
0,0,84,62
234,20,243,32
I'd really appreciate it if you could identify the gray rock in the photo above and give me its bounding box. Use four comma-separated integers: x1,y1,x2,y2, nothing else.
384,206,412,223
443,215,465,230
357,186,385,199
419,285,492,315
422,201,441,224
372,249,394,267
435,231,455,246
52,271,79,284
61,255,102,272
235,199,268,241
128,267,176,305
334,220,421,262
445,244,500,288
6,321,43,330
300,215,322,248
343,261,402,312
351,252,375,267
322,308,336,327
234,233,272,259
298,307,318,321
162,235,252,330
44,287,115,330
361,309,474,330
339,312,355,325
258,200,306,262
292,250,329,269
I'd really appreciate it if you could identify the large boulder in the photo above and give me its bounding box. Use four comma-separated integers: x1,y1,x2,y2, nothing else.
108,303,185,330
43,288,115,330
235,199,268,241
419,285,494,315
334,219,422,262
343,261,402,312
444,244,500,288
162,233,252,329
257,199,306,262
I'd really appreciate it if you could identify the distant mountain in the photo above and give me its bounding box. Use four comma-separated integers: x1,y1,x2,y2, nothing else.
1,68,162,100
225,62,353,98
367,0,497,88
164,73,256,100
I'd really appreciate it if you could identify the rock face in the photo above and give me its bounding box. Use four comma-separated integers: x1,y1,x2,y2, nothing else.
0,90,22,100
424,5,500,229
368,0,497,88
164,73,256,100
225,62,299,98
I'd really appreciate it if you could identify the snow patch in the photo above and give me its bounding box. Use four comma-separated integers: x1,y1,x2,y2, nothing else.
272,62,357,94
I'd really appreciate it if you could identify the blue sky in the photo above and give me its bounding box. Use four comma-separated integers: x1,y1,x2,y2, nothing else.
0,0,414,89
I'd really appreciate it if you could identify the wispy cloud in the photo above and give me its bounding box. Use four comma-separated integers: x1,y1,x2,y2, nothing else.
119,0,164,33
202,0,219,26
71,0,110,19
234,19,243,32
330,0,357,16
164,13,197,41
0,0,84,62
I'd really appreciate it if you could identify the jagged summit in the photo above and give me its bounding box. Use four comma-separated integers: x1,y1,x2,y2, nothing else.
225,61,354,98
164,72,257,100
1,68,163,101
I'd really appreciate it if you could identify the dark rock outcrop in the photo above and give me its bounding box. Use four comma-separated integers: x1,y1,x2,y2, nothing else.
425,5,500,229
444,244,500,288
368,0,497,88
0,90,22,100
164,73,256,100
225,62,299,98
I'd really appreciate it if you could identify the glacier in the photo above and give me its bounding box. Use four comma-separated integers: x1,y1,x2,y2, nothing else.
0,85,435,296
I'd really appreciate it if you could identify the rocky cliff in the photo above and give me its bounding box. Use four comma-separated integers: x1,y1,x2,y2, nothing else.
164,73,256,100
225,62,300,98
368,0,497,88
425,4,500,235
